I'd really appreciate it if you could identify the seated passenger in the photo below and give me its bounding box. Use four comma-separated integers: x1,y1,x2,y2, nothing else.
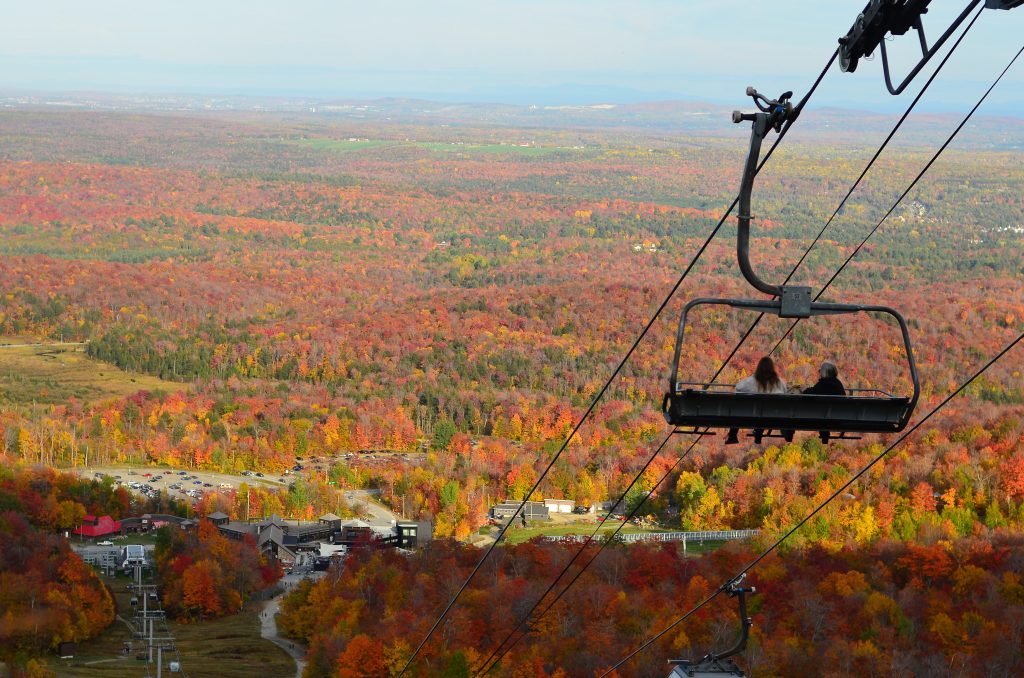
803,361,846,443
726,356,787,445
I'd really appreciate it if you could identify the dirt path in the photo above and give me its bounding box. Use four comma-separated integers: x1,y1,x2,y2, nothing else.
261,589,306,678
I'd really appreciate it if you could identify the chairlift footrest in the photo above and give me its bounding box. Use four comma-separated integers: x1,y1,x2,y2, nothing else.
673,428,715,437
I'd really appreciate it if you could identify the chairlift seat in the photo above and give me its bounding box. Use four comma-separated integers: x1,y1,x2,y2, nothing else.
664,387,912,433
666,297,920,437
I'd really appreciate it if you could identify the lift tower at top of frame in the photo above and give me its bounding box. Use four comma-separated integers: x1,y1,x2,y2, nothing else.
838,0,1023,95
662,86,921,437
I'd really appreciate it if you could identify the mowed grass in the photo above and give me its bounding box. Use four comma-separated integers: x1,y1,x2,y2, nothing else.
411,141,572,156
48,572,294,678
0,341,184,405
501,521,662,545
288,137,390,152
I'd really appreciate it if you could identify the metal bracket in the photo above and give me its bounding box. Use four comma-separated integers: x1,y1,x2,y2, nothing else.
779,286,811,318
839,0,984,95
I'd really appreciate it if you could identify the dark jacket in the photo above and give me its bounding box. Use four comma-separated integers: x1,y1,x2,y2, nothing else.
803,376,846,396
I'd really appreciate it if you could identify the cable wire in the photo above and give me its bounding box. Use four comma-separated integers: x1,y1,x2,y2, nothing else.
472,429,680,676
397,48,840,676
601,35,1024,677
602,328,1024,675
472,16,987,672
770,38,1024,356
474,432,700,676
712,5,983,383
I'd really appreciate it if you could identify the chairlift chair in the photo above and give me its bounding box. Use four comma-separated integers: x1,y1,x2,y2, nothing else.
663,88,920,438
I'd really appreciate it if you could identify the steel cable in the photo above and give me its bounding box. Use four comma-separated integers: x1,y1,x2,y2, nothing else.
486,13,1012,676
601,328,1024,676
471,15,988,672
397,48,840,676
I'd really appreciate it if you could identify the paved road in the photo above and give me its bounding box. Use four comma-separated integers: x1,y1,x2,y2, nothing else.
345,489,399,528
0,341,86,349
261,575,311,678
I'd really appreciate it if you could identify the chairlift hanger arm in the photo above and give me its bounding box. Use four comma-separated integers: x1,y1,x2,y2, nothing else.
668,578,755,675
732,87,794,298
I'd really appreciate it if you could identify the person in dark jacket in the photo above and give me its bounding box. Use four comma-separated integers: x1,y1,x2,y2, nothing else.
803,361,846,443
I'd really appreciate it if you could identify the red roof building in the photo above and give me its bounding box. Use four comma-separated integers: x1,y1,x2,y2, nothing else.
73,514,122,538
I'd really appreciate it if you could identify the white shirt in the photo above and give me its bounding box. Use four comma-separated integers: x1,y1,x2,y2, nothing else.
735,375,787,394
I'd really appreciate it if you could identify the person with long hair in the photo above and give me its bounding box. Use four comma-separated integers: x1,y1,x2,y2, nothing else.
725,356,788,445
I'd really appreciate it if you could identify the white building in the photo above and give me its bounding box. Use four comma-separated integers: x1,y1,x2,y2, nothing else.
544,499,575,514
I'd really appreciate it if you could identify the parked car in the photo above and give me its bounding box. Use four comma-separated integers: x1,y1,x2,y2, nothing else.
97,540,113,546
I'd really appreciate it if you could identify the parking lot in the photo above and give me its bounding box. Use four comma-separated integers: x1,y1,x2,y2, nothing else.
74,466,400,527
74,466,289,502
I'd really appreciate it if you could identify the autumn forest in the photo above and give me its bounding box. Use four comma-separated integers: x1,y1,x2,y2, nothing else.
1,100,1023,675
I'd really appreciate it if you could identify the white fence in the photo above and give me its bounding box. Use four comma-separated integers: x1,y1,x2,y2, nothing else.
544,529,759,545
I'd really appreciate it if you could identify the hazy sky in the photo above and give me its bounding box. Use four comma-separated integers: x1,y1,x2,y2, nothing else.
2,1,1022,110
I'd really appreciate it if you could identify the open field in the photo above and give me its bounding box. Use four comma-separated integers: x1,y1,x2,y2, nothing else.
290,136,579,156
47,572,294,678
0,341,183,405
498,520,660,545
493,520,732,554
287,137,390,152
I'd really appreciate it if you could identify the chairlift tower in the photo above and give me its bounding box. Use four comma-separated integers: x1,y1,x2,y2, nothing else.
128,562,183,677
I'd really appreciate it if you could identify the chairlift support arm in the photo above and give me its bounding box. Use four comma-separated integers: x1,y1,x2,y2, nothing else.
668,576,755,676
732,88,798,300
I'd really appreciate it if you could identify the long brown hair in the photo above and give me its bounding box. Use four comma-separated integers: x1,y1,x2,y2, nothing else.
754,356,780,391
